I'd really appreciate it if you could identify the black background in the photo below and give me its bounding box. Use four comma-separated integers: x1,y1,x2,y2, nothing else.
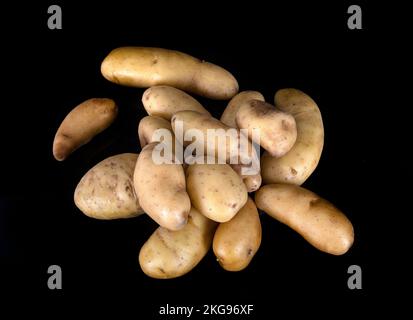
0,1,392,316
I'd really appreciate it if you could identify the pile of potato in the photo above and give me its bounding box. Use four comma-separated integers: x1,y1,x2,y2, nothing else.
53,47,354,279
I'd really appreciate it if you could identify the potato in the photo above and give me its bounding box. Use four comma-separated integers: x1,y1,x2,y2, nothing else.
255,184,354,255
74,153,143,219
220,91,265,128
230,163,262,193
236,99,297,157
142,86,210,120
138,115,173,148
139,207,217,279
172,111,258,167
101,47,239,100
134,142,190,230
53,98,118,161
261,88,324,185
213,197,261,271
186,162,248,222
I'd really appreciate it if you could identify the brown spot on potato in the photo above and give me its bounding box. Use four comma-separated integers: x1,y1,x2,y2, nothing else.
329,216,338,225
309,198,322,207
290,168,297,175
281,120,291,131
175,182,185,192
250,101,272,116
112,74,120,83
152,58,158,65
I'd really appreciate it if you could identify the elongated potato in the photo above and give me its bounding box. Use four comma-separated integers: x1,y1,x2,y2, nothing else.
255,184,354,255
213,198,261,271
230,163,262,193
172,111,259,167
138,115,173,148
142,86,210,120
220,91,265,128
74,153,143,219
186,162,248,222
101,47,239,100
134,142,190,230
261,88,324,185
53,98,118,161
236,100,297,157
139,207,217,279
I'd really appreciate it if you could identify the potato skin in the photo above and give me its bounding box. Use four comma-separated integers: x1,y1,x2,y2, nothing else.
236,100,297,157
138,115,173,148
220,91,265,128
134,142,190,230
142,86,210,120
101,47,238,100
213,198,261,271
186,163,248,222
74,153,143,219
230,164,262,193
53,98,118,161
261,88,324,185
139,207,217,279
255,184,354,255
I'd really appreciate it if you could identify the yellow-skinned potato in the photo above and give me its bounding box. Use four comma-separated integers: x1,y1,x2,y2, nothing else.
220,91,265,128
186,162,248,222
139,207,217,279
236,100,297,157
142,86,210,120
213,198,261,271
261,88,324,185
74,153,143,219
255,184,354,255
101,47,239,100
172,110,258,165
134,142,190,230
53,98,118,161
138,115,173,148
230,163,262,193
